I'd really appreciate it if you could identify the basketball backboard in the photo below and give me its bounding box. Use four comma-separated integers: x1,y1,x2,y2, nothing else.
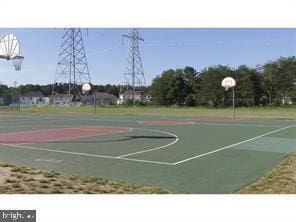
0,33,24,71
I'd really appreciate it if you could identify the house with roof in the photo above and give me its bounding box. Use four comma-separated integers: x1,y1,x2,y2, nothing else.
118,90,146,105
19,91,50,106
82,92,118,105
52,93,73,105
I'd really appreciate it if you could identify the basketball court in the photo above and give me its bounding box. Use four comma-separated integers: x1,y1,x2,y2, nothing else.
0,112,295,193
0,31,295,193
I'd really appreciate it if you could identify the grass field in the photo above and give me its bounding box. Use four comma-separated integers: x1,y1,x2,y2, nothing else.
1,106,296,193
20,105,296,119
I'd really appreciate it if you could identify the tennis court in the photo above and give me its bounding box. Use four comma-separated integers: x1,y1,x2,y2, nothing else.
0,112,295,193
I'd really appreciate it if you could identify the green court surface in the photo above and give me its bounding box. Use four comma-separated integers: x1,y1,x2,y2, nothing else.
0,112,295,193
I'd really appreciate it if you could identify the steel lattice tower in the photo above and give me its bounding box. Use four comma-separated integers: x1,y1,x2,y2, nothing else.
122,28,146,106
52,28,91,103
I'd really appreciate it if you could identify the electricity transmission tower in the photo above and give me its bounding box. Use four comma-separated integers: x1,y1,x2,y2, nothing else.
52,28,91,104
122,28,146,107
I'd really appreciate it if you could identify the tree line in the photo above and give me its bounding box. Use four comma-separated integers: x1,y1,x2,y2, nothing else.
1,56,295,107
0,84,122,98
149,56,296,107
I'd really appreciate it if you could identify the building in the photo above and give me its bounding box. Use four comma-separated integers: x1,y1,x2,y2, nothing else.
19,91,50,106
52,93,73,105
118,90,146,105
82,92,118,105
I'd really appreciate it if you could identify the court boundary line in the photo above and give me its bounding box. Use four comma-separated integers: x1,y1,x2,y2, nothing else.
1,143,174,166
117,128,179,158
173,123,296,165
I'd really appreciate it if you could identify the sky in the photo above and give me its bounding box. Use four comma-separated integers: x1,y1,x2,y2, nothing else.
0,28,296,86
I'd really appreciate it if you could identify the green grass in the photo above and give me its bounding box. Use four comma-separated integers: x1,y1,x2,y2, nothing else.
20,105,296,119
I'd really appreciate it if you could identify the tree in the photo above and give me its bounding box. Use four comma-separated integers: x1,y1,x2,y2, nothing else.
263,57,296,105
263,62,280,105
183,66,199,106
235,65,263,106
150,69,176,106
167,69,187,105
276,57,296,105
198,65,235,107
149,67,199,106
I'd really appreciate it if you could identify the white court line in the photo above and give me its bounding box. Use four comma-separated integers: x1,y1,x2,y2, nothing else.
173,123,296,165
1,143,174,166
117,128,179,158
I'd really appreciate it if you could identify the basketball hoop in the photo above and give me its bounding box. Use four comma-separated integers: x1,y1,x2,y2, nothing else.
82,83,91,94
0,33,20,60
12,55,24,71
221,76,237,120
0,33,24,71
221,77,236,91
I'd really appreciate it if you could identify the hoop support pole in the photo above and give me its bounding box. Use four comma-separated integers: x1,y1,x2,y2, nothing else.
232,87,235,120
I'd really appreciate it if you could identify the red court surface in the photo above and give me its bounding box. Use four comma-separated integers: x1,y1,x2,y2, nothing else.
0,127,132,144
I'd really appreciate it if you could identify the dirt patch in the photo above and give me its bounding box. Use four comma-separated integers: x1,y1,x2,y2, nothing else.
139,120,195,125
0,168,10,185
0,164,173,194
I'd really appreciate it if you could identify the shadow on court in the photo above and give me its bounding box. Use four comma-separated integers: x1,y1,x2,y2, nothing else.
39,135,177,144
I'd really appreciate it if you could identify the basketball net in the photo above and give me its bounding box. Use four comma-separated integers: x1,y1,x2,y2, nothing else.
12,56,24,71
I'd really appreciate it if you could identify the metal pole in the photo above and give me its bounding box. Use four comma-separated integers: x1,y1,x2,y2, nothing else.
18,95,21,112
94,93,96,115
232,87,235,120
